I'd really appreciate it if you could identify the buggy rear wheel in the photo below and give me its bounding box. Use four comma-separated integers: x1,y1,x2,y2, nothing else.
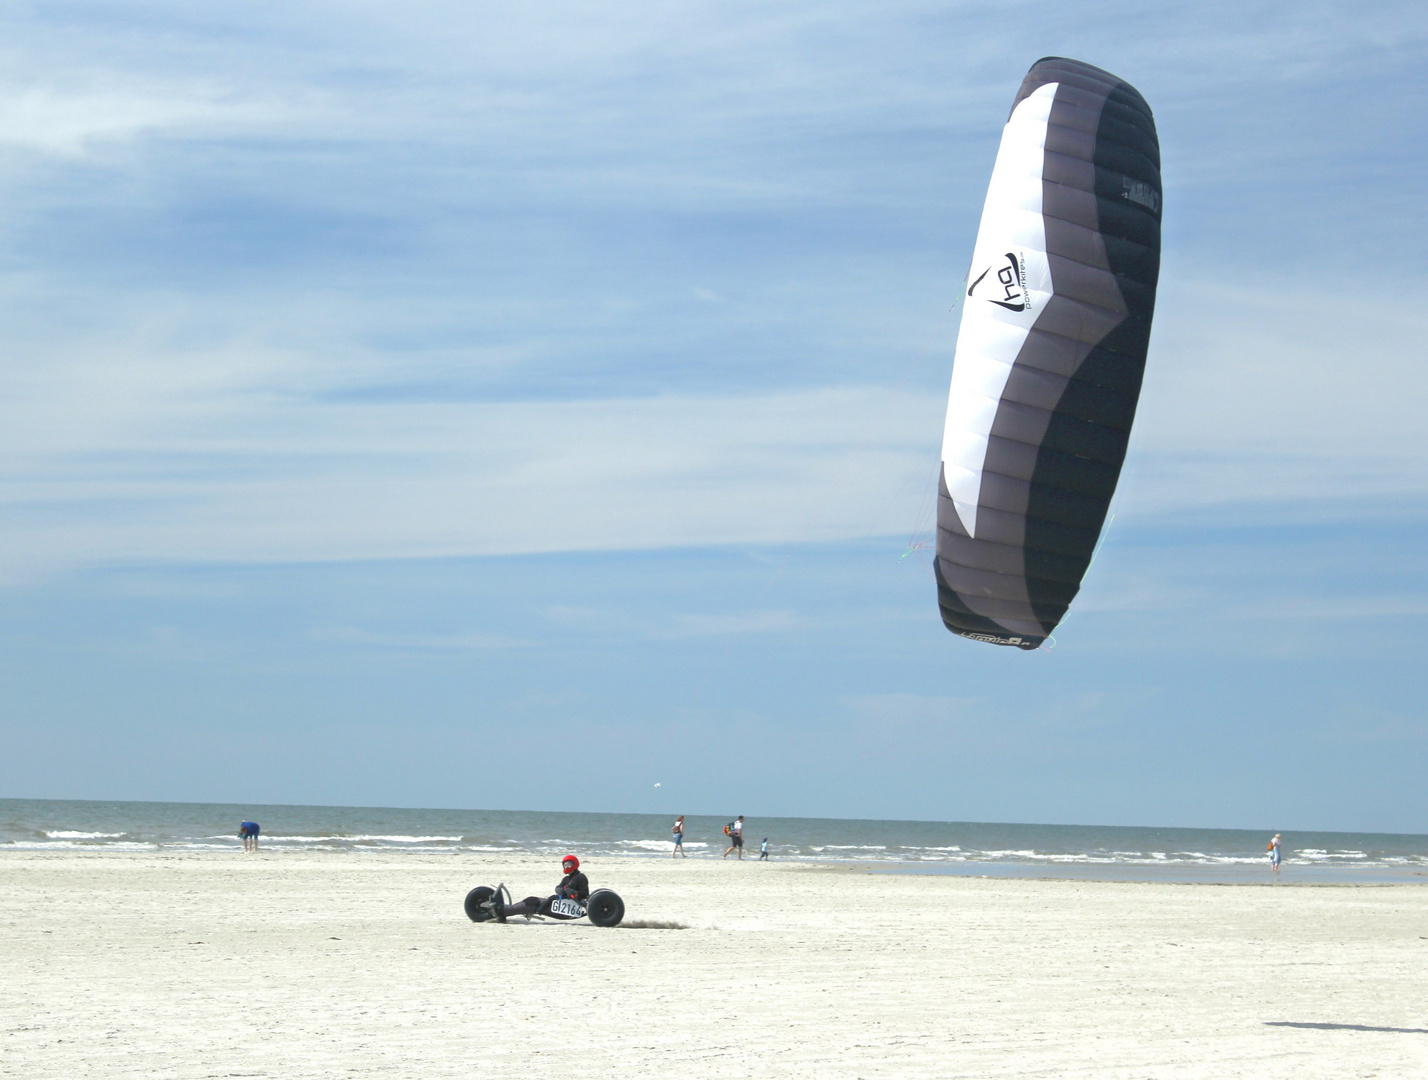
586,889,624,927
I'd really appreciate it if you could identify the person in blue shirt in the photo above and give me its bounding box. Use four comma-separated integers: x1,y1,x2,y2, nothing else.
759,837,769,861
239,821,260,853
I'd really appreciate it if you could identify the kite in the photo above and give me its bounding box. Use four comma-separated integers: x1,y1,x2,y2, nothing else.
936,57,1161,649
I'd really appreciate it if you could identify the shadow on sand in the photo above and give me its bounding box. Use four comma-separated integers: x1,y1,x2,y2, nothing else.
1265,1021,1428,1035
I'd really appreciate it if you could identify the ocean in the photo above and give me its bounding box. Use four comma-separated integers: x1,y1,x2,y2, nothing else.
4,798,1426,883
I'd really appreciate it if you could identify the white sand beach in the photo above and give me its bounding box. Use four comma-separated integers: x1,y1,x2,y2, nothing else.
3,851,1426,1078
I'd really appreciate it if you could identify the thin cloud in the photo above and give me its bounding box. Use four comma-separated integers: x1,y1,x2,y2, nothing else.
661,610,798,638
1,1,1425,583
306,626,534,651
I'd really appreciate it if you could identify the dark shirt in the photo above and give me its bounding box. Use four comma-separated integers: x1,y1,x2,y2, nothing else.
557,871,590,901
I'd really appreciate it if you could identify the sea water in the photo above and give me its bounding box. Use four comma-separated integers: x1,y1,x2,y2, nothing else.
3,798,1426,883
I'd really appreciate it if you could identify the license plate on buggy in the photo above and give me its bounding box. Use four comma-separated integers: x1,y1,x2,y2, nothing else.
549,898,585,918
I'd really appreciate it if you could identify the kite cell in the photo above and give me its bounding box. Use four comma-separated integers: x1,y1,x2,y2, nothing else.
936,57,1161,649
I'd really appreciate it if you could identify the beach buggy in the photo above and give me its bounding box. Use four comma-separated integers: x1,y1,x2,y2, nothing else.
463,854,625,927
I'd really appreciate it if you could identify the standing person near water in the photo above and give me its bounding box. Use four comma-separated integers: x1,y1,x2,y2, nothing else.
1268,833,1282,873
723,816,745,860
671,815,687,858
759,837,769,861
239,821,260,852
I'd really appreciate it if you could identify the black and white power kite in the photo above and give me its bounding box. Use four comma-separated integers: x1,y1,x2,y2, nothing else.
936,57,1161,649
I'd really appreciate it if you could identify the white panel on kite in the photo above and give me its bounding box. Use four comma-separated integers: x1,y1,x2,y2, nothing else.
940,81,1058,537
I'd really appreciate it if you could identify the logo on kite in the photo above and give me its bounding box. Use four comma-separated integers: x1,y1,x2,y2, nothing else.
968,251,1026,312
1121,177,1160,213
962,631,1025,646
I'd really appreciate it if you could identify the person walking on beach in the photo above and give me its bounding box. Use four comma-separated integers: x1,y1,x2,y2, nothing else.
723,816,745,860
671,815,687,858
239,821,260,853
759,837,769,861
1268,833,1282,873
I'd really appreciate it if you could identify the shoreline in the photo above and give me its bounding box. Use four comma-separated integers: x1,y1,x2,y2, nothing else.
872,860,1428,885
7,847,1428,886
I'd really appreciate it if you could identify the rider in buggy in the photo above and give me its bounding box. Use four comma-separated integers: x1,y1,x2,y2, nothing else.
491,854,589,922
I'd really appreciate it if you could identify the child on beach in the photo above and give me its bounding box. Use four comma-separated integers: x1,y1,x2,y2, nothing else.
239,821,260,852
759,837,769,860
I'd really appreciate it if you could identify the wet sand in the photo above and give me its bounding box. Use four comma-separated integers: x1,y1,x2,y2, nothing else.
3,851,1426,1078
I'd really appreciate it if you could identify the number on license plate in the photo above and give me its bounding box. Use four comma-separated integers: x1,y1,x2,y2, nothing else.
550,898,585,918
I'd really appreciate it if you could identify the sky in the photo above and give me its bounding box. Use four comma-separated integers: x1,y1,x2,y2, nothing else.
2,0,1426,832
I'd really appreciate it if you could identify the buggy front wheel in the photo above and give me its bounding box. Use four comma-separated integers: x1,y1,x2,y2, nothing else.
464,886,497,922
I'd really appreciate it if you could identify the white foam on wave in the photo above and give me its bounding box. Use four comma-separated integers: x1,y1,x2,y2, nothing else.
10,812,1427,872
1172,852,1261,865
255,834,467,845
45,830,125,839
1296,849,1368,861
8,840,157,851
349,835,465,843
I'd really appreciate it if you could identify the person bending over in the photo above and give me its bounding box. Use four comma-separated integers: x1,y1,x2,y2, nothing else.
494,854,590,921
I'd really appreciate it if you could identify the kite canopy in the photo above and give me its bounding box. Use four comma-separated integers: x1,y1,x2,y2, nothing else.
936,57,1161,649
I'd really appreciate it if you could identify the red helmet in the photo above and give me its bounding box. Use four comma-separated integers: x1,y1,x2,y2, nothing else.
561,854,579,871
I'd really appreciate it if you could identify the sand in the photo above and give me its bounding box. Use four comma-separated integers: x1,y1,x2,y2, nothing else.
2,851,1426,1078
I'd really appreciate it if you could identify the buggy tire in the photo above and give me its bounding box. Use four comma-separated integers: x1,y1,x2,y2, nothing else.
465,886,497,923
586,888,624,927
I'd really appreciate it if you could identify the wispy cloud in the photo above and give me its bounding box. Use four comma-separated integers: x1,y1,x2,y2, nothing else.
5,274,1425,580
846,692,985,726
544,602,800,640
0,87,267,159
306,626,533,651
1119,276,1428,520
662,610,799,638
0,384,942,580
2,2,1423,587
